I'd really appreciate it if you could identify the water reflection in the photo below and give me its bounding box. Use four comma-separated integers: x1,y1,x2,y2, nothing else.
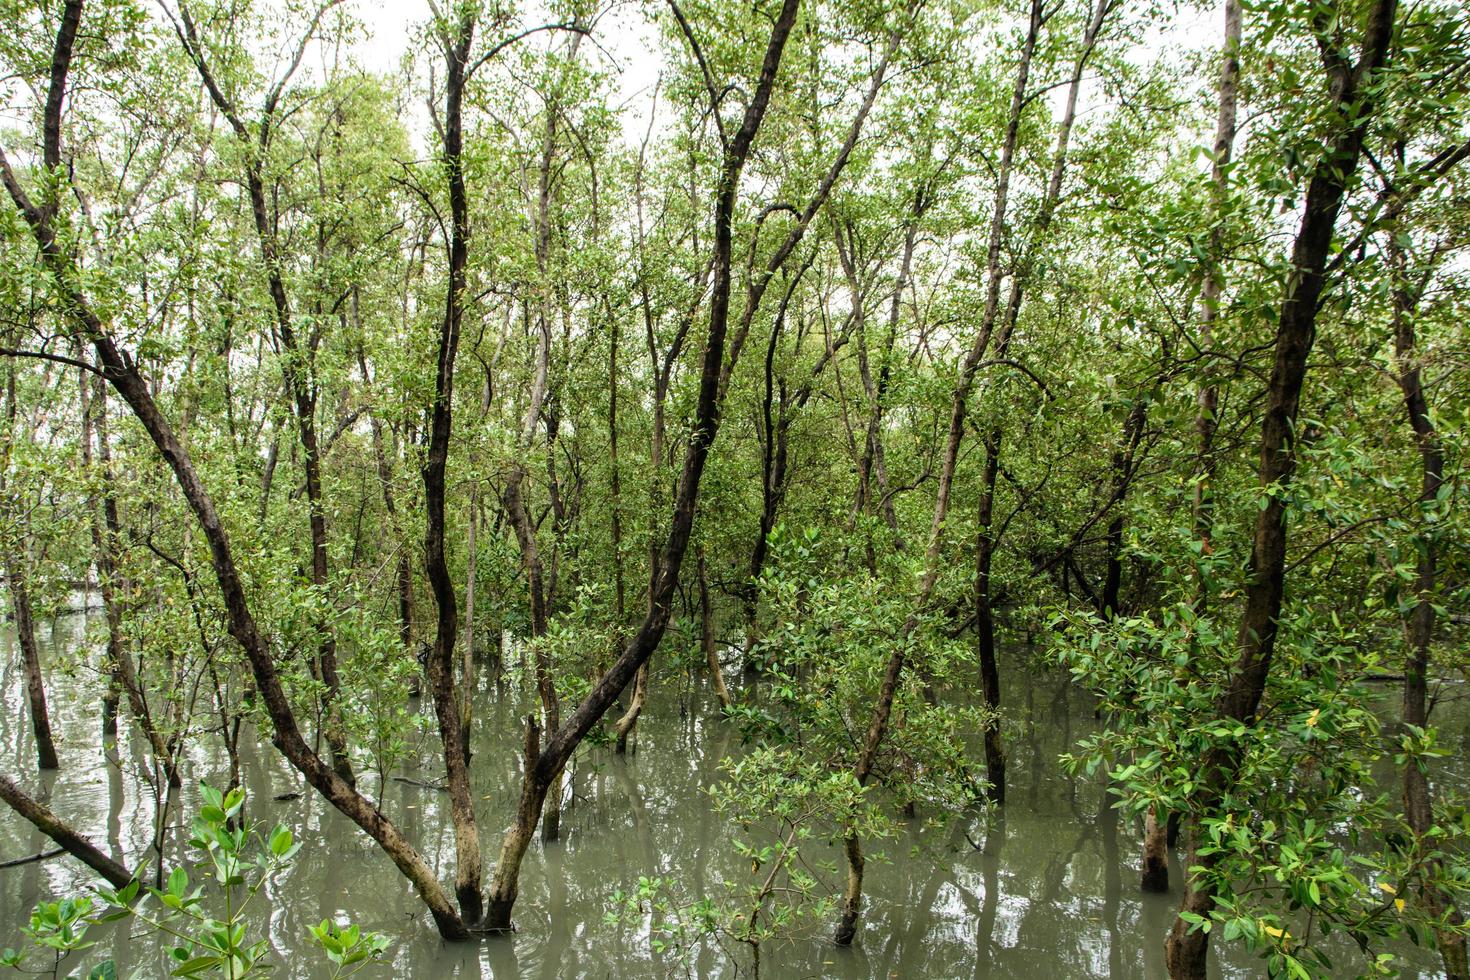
0,612,1460,978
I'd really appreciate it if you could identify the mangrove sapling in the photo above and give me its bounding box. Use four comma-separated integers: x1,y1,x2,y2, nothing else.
1,785,391,980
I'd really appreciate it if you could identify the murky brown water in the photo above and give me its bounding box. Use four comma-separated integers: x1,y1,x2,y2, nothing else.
2,611,1464,977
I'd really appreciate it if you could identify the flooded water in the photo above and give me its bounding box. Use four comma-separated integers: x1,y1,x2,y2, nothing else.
1,612,1464,978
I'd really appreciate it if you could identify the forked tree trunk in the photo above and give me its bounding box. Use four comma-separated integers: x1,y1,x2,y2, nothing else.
418,8,483,924
481,0,803,928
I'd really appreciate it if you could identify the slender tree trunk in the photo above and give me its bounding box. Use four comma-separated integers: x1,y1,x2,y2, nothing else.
79,369,119,749
420,11,483,924
9,557,58,771
356,337,416,669
1102,399,1147,619
179,19,356,786
482,0,803,927
1148,0,1242,899
613,662,650,753
1165,5,1399,975
699,549,732,710
854,197,922,546
502,466,564,834
975,429,1006,801
1389,204,1469,980
608,306,626,634
834,0,1046,942
461,478,478,765
503,54,573,836
4,0,471,938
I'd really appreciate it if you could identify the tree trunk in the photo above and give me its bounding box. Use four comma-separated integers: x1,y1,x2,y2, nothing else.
9,559,58,771
83,374,180,785
1141,809,1169,892
461,477,478,766
1102,399,1147,619
420,10,483,924
481,0,803,928
832,833,865,945
699,549,732,710
356,337,416,670
1164,4,1399,974
975,429,1006,802
78,368,119,750
1389,202,1469,980
613,662,650,753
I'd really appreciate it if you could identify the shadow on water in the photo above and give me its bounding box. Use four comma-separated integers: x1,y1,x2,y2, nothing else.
0,614,1464,978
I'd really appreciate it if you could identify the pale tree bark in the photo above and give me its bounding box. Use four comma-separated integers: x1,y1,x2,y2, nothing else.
1145,0,1241,896
835,0,1047,943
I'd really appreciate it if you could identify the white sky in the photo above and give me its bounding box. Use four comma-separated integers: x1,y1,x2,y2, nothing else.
349,0,666,138
342,0,1219,147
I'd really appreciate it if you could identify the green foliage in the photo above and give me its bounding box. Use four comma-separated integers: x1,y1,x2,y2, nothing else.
2,786,389,979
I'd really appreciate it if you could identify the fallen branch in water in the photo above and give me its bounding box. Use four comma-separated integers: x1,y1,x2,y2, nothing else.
0,777,134,887
0,847,64,869
391,776,448,791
